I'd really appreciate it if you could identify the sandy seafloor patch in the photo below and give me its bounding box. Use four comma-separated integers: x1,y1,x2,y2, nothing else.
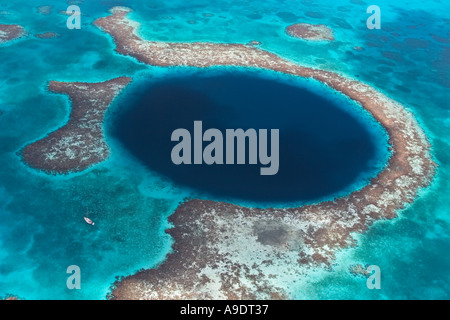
0,0,449,299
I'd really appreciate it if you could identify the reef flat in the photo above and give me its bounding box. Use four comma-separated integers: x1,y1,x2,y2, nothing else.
0,24,25,44
286,23,335,41
93,7,436,299
22,77,131,174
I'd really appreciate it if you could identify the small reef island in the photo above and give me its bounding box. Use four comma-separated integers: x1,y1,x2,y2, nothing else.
22,7,436,299
286,23,334,41
0,24,25,44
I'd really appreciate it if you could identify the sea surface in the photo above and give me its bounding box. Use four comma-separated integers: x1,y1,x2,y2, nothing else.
0,0,449,299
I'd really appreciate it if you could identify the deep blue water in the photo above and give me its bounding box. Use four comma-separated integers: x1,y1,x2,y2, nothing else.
111,72,383,203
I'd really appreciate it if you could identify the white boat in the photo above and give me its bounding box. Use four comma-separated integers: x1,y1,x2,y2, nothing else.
84,208,95,225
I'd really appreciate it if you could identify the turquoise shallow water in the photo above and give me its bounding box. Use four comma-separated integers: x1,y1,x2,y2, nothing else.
0,0,449,299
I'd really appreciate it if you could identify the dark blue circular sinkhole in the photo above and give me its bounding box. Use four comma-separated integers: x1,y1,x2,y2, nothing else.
110,71,387,203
